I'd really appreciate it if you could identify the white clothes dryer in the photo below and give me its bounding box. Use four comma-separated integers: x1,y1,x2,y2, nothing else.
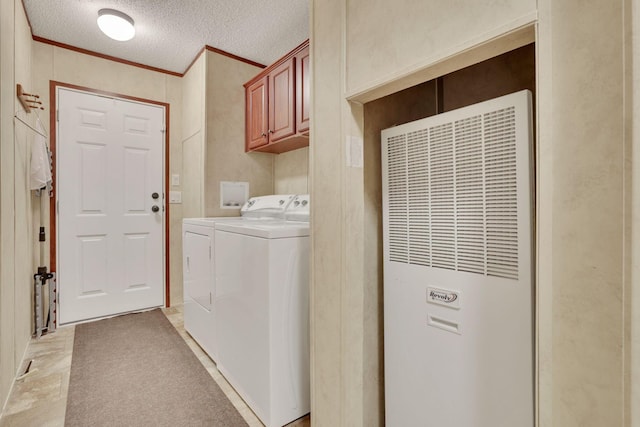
182,195,295,362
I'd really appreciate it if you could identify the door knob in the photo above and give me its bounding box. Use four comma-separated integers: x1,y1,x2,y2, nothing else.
152,192,159,199
152,205,160,213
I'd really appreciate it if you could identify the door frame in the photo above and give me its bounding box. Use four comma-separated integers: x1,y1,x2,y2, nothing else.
49,81,172,318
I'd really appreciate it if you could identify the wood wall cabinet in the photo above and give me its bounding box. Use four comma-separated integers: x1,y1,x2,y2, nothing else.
296,45,310,135
244,40,310,154
246,76,268,151
268,58,296,142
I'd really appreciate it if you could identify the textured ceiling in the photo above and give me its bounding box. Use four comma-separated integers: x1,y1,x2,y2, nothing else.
22,0,309,74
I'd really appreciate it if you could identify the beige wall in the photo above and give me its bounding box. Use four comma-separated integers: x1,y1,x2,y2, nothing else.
166,74,184,306
311,1,633,427
633,0,640,421
345,0,536,99
204,51,273,216
537,1,630,425
0,0,14,405
309,1,346,425
14,0,35,373
0,0,37,411
274,147,309,194
182,133,204,219
181,54,206,220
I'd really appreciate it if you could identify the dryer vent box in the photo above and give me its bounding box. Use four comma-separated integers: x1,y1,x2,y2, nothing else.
220,181,249,209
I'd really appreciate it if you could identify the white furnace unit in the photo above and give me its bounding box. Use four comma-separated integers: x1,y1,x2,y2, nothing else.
382,90,534,426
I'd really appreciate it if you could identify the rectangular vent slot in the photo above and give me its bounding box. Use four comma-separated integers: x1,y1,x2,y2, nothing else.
387,134,408,263
429,123,455,270
455,115,485,275
407,129,431,266
484,107,518,280
383,103,522,281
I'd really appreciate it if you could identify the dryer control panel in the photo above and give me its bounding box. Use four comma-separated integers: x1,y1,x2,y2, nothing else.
285,195,310,222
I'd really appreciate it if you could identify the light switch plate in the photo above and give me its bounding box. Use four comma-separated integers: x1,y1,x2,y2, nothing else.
346,136,363,168
171,174,180,187
169,191,182,204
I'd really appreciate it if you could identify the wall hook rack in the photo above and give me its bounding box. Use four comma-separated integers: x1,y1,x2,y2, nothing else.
17,84,44,112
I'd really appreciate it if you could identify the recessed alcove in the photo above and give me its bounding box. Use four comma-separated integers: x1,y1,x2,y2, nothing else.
360,43,536,417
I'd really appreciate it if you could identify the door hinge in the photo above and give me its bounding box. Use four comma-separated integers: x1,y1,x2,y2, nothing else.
209,245,212,260
209,293,212,305
56,200,59,213
56,110,59,122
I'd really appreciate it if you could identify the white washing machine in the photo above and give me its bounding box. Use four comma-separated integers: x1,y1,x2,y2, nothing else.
182,195,295,362
214,195,310,427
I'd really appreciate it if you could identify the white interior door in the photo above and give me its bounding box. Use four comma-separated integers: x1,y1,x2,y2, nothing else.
57,88,165,324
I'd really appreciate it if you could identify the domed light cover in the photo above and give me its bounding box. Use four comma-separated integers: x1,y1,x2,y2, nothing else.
97,9,135,41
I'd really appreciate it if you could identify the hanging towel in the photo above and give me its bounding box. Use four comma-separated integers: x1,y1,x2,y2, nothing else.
30,120,52,190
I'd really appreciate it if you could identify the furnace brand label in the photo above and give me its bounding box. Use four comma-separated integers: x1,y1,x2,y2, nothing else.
427,287,461,309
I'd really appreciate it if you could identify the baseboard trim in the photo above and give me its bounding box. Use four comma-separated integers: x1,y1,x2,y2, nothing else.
0,340,31,417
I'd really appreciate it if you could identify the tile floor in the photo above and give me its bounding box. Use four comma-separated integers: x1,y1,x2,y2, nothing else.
0,305,310,427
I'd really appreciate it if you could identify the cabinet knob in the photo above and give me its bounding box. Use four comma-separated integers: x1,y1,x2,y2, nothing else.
261,132,267,137
269,129,274,134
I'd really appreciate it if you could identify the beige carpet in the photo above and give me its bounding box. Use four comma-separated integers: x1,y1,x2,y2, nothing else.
64,309,248,427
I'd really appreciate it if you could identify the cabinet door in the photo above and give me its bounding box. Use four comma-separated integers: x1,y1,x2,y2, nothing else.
296,45,310,134
268,58,296,142
246,76,269,151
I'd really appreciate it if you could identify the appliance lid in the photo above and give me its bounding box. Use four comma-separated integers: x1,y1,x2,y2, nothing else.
182,216,246,227
215,220,310,239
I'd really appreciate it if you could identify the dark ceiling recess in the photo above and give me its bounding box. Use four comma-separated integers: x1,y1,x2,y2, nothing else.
364,43,536,132
441,43,536,113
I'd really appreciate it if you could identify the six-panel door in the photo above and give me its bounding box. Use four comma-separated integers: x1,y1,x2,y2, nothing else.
57,88,165,324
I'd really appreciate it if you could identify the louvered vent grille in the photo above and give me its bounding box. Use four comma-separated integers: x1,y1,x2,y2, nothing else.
455,115,485,275
387,134,408,263
407,129,431,266
484,107,518,279
384,106,520,280
429,123,455,270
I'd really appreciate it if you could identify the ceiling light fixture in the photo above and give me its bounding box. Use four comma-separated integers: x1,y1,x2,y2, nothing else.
97,9,135,41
